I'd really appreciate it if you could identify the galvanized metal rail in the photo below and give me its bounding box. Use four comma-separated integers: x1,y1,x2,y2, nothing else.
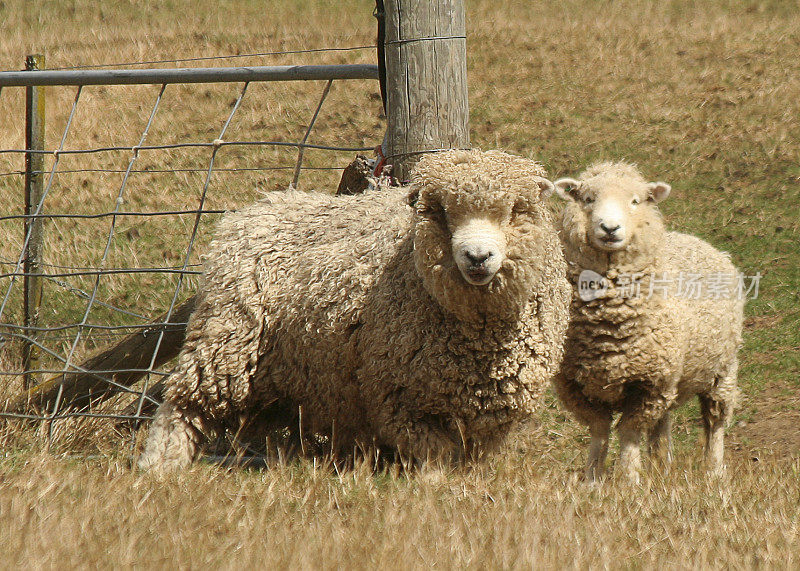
0,64,378,87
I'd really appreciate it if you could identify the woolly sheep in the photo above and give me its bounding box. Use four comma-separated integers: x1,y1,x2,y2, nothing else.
138,149,572,471
551,161,743,482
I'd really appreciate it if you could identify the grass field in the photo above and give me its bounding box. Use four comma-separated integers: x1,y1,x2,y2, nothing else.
2,0,799,567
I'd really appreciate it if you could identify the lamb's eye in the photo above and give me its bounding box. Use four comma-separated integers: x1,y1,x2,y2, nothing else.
631,197,640,206
582,196,595,205
511,201,529,220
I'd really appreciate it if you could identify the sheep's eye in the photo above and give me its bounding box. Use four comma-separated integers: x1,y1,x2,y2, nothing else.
631,197,640,206
582,196,595,205
421,202,447,228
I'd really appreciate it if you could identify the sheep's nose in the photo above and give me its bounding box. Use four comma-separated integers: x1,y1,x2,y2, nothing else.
600,222,620,235
464,249,492,266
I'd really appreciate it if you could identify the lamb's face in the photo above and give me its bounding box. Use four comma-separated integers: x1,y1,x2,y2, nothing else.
411,175,556,321
554,174,671,253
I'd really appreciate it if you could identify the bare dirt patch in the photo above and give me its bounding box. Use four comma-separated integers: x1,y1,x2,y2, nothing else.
744,315,783,331
729,382,800,461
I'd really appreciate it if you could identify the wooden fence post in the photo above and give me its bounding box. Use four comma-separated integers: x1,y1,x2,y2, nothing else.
23,54,46,389
382,0,470,181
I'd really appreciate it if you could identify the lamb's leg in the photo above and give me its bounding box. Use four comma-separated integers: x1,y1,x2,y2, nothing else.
586,417,612,482
137,400,205,472
402,417,464,467
617,382,677,483
552,373,612,481
648,412,673,467
617,423,643,484
371,392,462,467
699,393,729,475
699,361,738,475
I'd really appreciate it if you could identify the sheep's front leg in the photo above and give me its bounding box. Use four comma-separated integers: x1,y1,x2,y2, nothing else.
616,423,643,484
399,415,464,467
586,417,612,482
370,391,462,467
648,412,673,468
138,400,206,472
699,363,738,476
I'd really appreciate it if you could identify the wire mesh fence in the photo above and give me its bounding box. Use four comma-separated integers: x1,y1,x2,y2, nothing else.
0,56,382,451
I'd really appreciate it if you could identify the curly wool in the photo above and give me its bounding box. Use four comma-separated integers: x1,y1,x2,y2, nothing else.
552,161,744,479
138,150,571,470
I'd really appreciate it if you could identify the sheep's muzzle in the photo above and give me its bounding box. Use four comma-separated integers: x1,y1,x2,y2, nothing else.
451,219,507,286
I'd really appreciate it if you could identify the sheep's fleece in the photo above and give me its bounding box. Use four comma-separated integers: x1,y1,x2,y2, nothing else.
138,150,571,470
552,162,743,481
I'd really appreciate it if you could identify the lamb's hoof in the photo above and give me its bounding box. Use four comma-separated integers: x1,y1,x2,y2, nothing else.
612,467,642,486
582,477,604,491
582,468,605,487
706,463,728,481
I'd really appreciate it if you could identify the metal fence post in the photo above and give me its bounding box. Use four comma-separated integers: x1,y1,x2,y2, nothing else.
23,54,46,389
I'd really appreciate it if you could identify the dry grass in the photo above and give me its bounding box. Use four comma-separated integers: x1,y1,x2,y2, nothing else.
2,0,800,567
2,426,800,568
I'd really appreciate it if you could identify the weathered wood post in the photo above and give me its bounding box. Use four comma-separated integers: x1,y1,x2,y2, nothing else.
23,54,46,389
382,0,470,181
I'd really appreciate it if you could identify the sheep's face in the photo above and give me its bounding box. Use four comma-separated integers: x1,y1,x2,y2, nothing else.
450,217,507,286
410,174,556,321
554,173,670,253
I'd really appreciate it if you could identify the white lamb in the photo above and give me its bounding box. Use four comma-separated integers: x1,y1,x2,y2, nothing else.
552,161,744,482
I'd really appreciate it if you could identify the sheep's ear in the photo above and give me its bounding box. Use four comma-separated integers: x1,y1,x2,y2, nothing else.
535,177,555,199
553,178,580,201
407,186,420,208
647,182,671,203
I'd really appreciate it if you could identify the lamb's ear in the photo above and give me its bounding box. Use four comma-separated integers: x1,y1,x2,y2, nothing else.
553,178,580,201
534,177,555,199
647,182,671,203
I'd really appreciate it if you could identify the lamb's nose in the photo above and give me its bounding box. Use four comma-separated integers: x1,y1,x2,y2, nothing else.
465,249,491,266
600,222,620,235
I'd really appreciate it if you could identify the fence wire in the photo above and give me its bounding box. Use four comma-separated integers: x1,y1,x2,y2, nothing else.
42,45,377,72
0,65,381,450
